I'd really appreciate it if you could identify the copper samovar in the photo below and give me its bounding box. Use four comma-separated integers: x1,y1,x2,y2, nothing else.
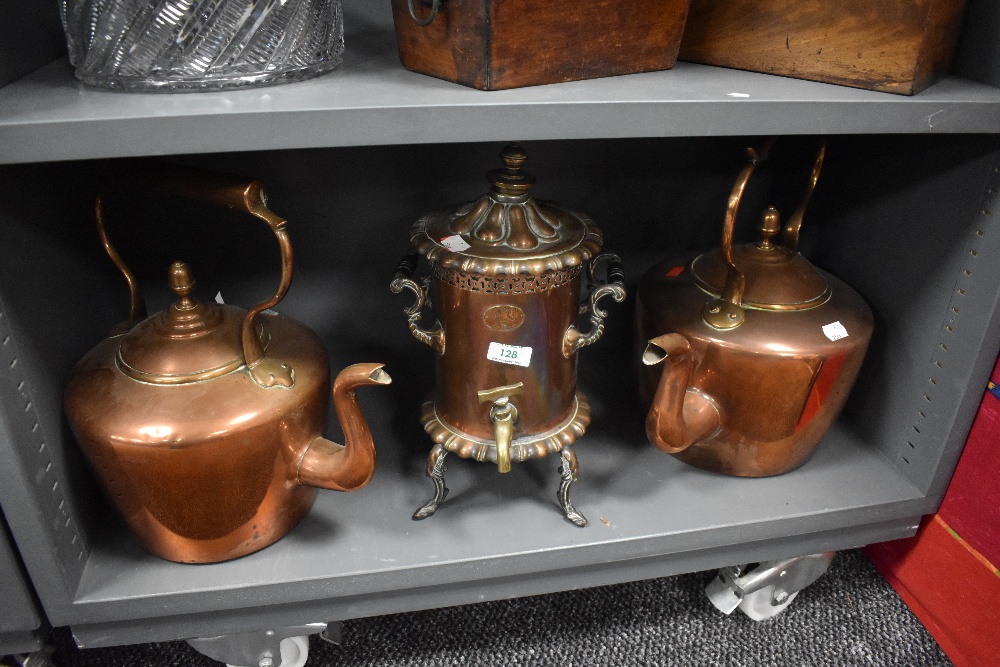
392,144,625,525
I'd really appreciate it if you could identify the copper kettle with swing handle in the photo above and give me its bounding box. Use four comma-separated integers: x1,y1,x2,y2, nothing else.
636,141,873,477
64,164,391,563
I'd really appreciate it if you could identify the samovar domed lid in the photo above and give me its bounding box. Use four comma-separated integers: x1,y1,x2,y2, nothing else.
410,144,603,276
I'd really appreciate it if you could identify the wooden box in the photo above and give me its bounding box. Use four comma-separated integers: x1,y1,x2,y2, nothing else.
679,0,968,95
390,0,691,90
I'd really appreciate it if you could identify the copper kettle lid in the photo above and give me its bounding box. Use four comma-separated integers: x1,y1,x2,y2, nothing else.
693,141,834,330
410,144,603,275
691,207,830,311
117,262,268,385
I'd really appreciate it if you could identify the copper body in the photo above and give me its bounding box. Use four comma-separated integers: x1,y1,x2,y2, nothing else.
637,143,873,477
393,145,624,524
428,267,587,459
64,165,390,563
637,267,872,476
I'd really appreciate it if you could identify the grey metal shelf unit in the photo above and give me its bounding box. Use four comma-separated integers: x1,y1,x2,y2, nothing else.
0,0,998,651
0,510,44,655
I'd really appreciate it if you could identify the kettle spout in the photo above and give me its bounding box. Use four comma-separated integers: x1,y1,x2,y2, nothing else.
642,334,719,454
297,363,391,492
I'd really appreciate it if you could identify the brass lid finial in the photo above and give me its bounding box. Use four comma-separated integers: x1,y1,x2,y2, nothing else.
488,143,535,197
168,261,196,310
757,207,781,251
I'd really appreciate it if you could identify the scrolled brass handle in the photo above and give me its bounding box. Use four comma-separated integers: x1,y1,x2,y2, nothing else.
407,0,442,26
703,139,826,331
702,140,773,330
390,248,445,353
95,161,296,388
563,252,626,357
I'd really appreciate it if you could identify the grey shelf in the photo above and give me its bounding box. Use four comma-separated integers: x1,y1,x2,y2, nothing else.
1,4,1000,165
0,511,43,655
0,0,999,654
65,422,924,645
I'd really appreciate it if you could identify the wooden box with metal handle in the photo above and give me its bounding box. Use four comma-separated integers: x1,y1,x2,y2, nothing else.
391,0,691,90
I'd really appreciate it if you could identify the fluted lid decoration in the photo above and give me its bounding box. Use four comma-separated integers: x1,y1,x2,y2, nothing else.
410,144,603,276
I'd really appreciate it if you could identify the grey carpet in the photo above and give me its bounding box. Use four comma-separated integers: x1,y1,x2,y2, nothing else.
42,549,951,667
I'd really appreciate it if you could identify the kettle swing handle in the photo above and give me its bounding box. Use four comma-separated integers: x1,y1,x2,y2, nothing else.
95,163,296,388
703,139,827,331
562,253,627,357
390,247,446,353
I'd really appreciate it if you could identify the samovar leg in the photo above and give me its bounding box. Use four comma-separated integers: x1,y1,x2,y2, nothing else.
413,443,449,520
558,447,587,527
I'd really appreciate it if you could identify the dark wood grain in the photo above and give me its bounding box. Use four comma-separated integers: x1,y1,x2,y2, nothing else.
679,0,968,95
391,0,691,90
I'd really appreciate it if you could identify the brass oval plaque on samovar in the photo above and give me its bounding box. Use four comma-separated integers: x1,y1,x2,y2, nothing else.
391,144,625,526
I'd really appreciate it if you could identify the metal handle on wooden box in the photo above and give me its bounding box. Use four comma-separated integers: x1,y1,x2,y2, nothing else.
407,0,442,26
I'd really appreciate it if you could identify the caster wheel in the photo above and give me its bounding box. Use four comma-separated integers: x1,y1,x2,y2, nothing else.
226,635,309,667
737,585,798,621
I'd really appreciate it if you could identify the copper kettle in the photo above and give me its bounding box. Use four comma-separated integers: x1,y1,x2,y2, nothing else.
64,166,390,563
636,142,873,477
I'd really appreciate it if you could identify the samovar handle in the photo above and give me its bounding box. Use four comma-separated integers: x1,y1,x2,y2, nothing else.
562,253,626,357
390,248,446,353
95,162,295,388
